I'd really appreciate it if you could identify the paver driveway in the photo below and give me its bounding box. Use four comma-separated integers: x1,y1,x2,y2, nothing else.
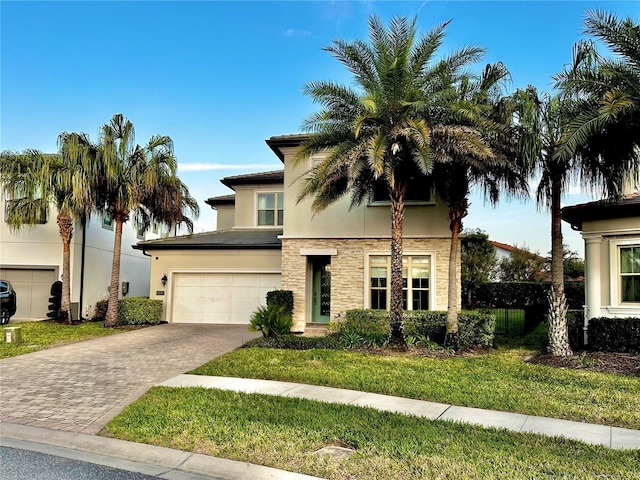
0,324,258,434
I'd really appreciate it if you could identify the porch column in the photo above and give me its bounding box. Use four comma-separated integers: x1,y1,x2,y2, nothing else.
583,235,602,344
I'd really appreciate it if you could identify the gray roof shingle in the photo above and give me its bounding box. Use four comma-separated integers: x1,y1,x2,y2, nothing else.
220,170,283,188
134,229,282,251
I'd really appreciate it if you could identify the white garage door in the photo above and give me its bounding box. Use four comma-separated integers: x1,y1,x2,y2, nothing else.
0,268,57,319
171,272,281,324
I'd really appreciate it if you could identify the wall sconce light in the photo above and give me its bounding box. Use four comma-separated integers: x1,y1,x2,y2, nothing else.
161,274,168,287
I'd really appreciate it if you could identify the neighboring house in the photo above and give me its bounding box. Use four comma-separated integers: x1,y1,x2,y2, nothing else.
0,194,155,320
136,134,455,332
562,190,640,329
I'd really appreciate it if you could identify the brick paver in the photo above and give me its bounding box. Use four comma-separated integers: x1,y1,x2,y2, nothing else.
0,324,257,434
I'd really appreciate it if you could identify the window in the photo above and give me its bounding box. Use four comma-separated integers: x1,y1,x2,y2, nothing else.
369,255,431,310
102,213,113,230
620,246,640,303
136,225,145,240
257,193,284,226
371,178,433,204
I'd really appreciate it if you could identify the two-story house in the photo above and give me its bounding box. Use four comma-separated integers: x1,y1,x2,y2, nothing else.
135,134,456,332
0,194,154,320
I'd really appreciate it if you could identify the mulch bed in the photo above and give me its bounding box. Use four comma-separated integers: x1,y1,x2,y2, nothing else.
528,351,640,377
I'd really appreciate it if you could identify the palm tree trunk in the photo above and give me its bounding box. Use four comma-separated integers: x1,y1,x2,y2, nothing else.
445,200,467,349
104,215,124,327
389,189,406,348
57,214,73,324
547,178,572,357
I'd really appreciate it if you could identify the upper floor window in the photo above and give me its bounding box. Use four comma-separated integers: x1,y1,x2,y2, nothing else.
620,246,640,303
370,178,433,204
4,199,47,224
257,193,283,226
136,225,145,240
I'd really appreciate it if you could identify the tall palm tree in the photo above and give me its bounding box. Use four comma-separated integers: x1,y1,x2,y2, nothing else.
296,15,487,347
1,133,95,323
433,62,526,347
555,9,640,186
513,87,575,356
94,114,199,327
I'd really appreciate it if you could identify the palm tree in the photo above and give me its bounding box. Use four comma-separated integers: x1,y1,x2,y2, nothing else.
513,87,575,356
94,114,199,327
433,62,526,347
296,15,486,347
1,133,95,323
555,9,640,185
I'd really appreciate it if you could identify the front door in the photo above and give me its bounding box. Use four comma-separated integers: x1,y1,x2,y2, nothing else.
312,256,331,323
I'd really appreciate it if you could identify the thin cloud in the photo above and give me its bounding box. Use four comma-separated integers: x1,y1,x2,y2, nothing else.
282,28,311,37
179,163,278,172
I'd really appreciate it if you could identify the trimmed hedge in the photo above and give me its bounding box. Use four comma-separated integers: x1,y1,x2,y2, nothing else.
243,334,342,350
587,317,640,353
336,309,495,348
266,290,294,316
118,297,164,325
470,281,584,309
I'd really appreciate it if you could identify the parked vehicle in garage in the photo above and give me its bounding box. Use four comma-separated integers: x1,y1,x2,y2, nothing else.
0,279,17,324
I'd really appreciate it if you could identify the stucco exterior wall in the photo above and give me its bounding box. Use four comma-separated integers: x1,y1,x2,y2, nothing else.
215,205,235,230
281,237,455,331
278,146,452,239
581,216,640,320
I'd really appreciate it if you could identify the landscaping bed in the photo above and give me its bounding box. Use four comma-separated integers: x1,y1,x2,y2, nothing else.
530,351,640,377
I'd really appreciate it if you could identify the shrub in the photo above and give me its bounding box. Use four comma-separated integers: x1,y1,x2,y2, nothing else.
249,304,292,337
91,300,108,322
244,334,342,350
335,309,495,348
587,317,640,353
118,297,164,325
266,290,294,316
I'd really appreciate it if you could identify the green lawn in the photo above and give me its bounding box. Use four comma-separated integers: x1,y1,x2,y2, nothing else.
190,335,640,429
106,387,640,480
0,321,141,358
106,325,640,478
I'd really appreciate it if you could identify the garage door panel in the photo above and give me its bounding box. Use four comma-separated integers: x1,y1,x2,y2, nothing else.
171,272,280,324
1,268,56,319
203,275,231,287
173,285,203,299
174,274,203,287
202,296,230,314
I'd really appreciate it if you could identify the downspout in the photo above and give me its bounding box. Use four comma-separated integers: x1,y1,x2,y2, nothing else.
79,216,87,320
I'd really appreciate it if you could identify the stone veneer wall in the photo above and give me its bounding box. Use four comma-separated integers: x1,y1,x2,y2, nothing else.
281,238,456,332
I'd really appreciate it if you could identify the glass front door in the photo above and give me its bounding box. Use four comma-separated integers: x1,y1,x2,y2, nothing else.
312,256,331,323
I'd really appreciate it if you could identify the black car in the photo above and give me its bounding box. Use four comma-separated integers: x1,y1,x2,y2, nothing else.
0,280,17,324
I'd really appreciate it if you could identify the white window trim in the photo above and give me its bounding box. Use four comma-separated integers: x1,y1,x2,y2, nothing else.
254,190,284,228
608,237,640,309
363,250,436,311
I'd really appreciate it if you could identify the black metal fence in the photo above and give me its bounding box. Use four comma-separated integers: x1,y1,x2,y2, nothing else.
485,305,547,336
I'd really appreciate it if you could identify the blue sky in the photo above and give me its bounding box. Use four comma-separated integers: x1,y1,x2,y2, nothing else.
2,1,639,256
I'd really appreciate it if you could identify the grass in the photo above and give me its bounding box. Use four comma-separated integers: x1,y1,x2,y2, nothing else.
190,326,640,429
106,387,640,480
0,321,141,358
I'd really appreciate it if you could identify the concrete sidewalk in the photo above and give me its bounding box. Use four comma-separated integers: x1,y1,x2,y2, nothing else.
159,374,640,450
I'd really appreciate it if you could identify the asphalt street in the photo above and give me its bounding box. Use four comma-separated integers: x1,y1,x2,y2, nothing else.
1,446,162,480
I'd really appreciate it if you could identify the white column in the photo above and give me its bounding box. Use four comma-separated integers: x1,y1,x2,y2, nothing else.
583,235,602,344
